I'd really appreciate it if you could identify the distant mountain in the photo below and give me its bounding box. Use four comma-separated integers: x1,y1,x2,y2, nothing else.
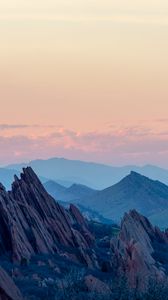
59,200,113,224
44,180,97,202
149,209,168,229
67,183,96,197
0,168,20,190
0,167,49,190
5,157,168,189
44,181,112,223
44,180,67,199
76,171,168,228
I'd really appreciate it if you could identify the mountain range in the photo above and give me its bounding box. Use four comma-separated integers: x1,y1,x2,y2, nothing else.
73,171,168,228
42,169,168,229
2,158,168,228
0,167,20,190
5,157,168,189
44,180,110,223
44,180,96,202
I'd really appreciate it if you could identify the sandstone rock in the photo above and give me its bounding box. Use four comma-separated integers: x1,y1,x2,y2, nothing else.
0,266,23,300
0,167,96,266
111,210,167,289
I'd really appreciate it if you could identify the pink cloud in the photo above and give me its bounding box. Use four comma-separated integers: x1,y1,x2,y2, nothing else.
0,124,168,167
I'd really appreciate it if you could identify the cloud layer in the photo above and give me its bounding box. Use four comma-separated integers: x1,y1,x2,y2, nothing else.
1,123,168,167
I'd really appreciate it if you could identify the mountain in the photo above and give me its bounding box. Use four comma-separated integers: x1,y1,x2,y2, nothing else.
60,201,114,224
1,169,168,299
44,181,111,223
77,171,168,228
149,209,168,229
44,180,96,202
67,183,96,198
43,180,67,199
0,168,20,190
0,167,50,190
6,157,168,189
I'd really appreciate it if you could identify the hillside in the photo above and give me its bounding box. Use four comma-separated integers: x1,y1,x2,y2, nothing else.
44,180,96,202
78,171,168,227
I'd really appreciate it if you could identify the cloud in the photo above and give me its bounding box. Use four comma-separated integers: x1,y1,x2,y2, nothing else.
0,124,168,166
0,124,32,130
0,124,61,131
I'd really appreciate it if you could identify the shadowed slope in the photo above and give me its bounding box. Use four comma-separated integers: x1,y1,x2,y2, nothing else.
79,172,168,226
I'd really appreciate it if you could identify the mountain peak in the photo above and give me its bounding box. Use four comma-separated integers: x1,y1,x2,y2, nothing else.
130,171,142,177
124,171,149,184
80,169,168,227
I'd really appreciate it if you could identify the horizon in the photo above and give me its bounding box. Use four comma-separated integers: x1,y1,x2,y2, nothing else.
2,155,168,171
2,156,168,194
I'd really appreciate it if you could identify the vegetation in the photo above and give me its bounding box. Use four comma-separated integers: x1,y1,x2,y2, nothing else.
89,221,120,240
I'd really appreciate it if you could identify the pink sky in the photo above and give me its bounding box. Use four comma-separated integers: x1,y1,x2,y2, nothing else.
0,120,168,167
0,1,168,166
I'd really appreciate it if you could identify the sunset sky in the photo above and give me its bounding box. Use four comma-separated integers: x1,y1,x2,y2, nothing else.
0,0,168,166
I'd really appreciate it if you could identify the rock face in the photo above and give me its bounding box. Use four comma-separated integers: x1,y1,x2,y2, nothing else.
0,167,95,265
111,210,168,288
0,267,23,300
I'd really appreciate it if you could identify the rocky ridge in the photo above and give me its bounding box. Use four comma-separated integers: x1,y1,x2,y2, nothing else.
0,167,95,265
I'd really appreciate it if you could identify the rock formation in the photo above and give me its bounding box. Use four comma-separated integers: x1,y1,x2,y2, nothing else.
111,210,168,288
0,167,95,265
0,267,23,300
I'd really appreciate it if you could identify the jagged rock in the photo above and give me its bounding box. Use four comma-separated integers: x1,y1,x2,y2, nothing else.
111,210,167,289
70,204,88,227
0,167,96,266
70,204,95,246
0,266,23,300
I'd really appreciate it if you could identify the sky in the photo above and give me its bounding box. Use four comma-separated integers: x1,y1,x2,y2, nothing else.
0,0,168,166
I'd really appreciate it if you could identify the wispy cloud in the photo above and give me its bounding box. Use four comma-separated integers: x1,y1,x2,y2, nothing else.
0,124,61,131
0,124,168,166
0,124,34,130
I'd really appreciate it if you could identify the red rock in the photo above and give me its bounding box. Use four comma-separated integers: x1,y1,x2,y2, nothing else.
0,266,23,300
111,210,167,289
0,167,96,266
